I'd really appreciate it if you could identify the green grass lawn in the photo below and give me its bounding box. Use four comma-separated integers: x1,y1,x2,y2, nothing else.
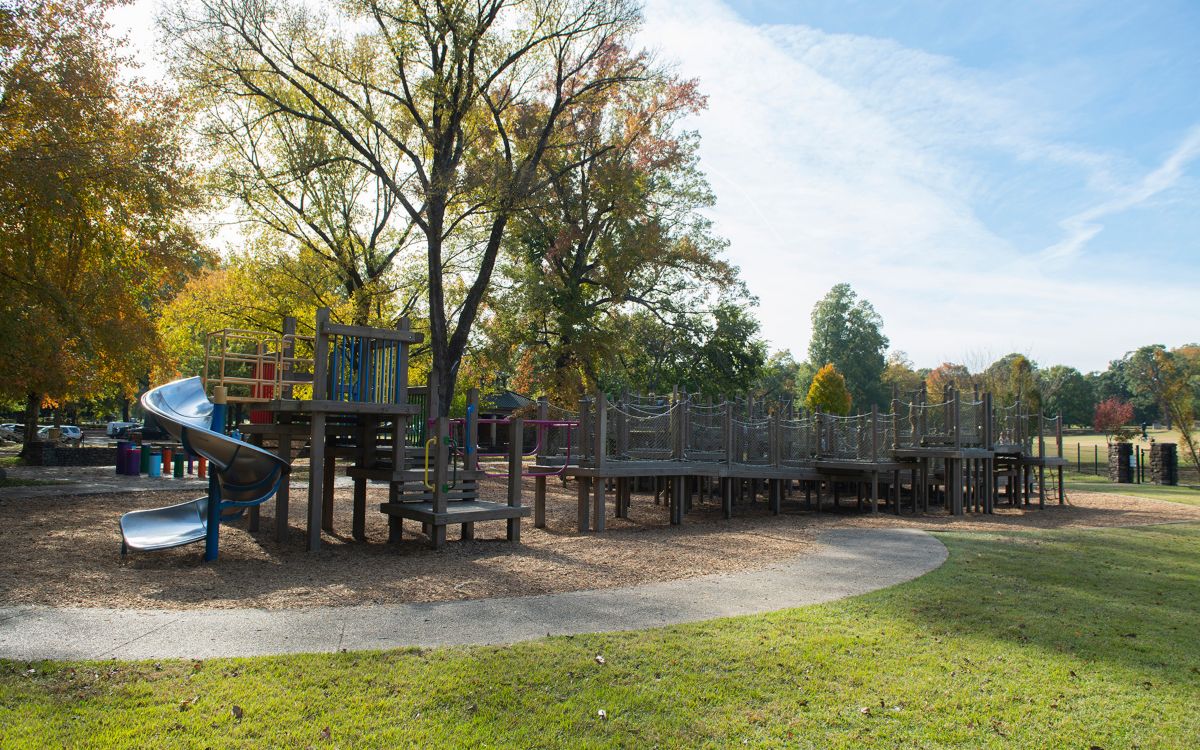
1065,472,1200,506
4,524,1200,748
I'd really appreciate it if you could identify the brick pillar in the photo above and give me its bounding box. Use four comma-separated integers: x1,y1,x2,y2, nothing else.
1108,443,1132,483
1150,443,1178,486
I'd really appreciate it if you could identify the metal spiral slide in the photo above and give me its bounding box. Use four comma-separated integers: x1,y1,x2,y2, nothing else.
119,377,290,560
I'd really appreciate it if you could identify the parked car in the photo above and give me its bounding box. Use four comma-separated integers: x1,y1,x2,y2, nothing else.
0,424,20,442
113,422,142,439
37,425,83,445
106,420,141,437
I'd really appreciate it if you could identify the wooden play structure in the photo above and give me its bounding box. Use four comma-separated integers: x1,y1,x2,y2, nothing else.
203,308,530,550
198,307,1067,552
529,385,1067,533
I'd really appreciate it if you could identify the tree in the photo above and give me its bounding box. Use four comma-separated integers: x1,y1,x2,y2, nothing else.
881,351,924,401
808,284,888,408
481,50,737,399
1093,397,1135,445
982,353,1040,412
754,351,814,408
1126,345,1200,471
0,0,205,449
1127,345,1177,427
1038,365,1094,426
925,363,973,403
589,303,766,401
165,0,649,414
1091,356,1155,424
806,364,852,415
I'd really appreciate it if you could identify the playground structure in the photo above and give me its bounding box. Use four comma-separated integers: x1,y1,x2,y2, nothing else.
124,306,1067,558
201,308,531,552
532,387,1067,534
120,377,290,560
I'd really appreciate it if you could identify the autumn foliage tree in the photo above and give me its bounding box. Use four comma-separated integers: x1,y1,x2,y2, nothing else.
479,47,739,401
165,0,650,414
0,0,204,446
1093,397,1135,445
806,364,853,415
808,284,888,408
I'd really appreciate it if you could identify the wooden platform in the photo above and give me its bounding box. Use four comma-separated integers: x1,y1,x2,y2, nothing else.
379,500,530,524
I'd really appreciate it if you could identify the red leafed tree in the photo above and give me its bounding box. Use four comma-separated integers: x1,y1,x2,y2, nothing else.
1093,397,1134,444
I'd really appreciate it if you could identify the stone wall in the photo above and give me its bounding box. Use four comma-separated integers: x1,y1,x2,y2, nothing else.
23,442,118,467
1107,442,1132,483
1150,443,1178,486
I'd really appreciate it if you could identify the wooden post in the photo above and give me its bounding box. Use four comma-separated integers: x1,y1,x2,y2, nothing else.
431,416,449,549
615,390,628,460
1038,412,1046,509
281,315,297,400
953,388,961,450
507,418,523,541
1057,413,1065,504
322,447,336,534
352,416,373,541
871,404,879,463
577,475,590,532
579,396,592,466
592,391,607,532
534,396,548,528
771,408,781,469
306,308,330,552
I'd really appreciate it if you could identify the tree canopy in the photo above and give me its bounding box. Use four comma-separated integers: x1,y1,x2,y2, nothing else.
805,363,852,415
0,0,205,443
808,284,888,408
165,0,652,414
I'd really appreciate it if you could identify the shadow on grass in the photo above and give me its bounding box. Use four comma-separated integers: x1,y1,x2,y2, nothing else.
863,523,1200,683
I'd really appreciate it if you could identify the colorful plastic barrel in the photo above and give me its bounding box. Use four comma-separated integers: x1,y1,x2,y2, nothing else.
148,450,163,478
162,447,173,470
139,444,150,474
127,447,141,475
197,456,207,479
173,453,185,478
116,441,130,474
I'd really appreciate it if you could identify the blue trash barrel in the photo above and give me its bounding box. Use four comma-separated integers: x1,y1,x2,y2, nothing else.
147,449,163,478
127,447,141,476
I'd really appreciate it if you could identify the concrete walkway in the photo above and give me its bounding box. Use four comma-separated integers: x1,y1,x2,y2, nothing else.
0,528,946,661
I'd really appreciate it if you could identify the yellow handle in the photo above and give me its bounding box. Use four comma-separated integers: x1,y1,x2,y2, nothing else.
423,437,437,490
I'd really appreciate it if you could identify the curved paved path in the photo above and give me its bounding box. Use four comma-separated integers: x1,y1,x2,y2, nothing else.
0,528,946,661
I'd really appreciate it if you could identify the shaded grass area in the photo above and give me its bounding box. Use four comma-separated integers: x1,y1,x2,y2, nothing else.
1067,472,1200,506
3,525,1200,748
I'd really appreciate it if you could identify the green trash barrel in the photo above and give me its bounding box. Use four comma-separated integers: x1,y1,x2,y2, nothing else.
173,453,185,478
140,443,151,474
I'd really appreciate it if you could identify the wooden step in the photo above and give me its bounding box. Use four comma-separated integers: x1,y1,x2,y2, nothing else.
379,500,529,524
346,467,486,483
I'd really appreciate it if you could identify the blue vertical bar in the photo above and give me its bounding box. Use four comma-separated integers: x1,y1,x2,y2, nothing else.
203,401,227,562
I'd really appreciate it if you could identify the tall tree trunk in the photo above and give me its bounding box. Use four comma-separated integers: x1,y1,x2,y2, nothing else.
20,391,40,458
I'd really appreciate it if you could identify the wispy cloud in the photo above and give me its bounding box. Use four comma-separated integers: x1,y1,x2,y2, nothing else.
639,0,1200,371
1041,125,1200,261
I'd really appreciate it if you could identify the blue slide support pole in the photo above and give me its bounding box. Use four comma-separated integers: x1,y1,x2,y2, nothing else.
204,391,228,562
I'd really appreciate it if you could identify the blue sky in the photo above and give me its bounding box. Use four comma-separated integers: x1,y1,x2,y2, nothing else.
113,0,1199,372
636,0,1199,373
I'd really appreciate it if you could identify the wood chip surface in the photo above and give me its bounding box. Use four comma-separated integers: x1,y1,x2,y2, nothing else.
0,475,1196,611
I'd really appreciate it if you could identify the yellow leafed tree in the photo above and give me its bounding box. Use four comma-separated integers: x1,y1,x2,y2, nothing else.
805,364,853,415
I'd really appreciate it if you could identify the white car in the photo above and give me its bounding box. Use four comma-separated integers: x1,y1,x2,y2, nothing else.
106,420,140,437
38,425,83,445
